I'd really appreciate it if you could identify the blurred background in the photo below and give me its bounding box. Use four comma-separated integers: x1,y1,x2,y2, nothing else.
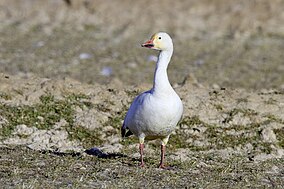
0,0,283,89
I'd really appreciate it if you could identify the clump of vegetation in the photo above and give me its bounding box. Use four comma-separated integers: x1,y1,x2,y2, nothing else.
274,128,284,148
0,95,65,136
125,89,141,99
0,92,12,100
264,114,284,124
66,125,103,148
170,116,208,150
171,113,276,154
0,91,132,148
236,98,249,104
0,94,73,137
0,93,92,142
179,115,204,126
222,108,258,124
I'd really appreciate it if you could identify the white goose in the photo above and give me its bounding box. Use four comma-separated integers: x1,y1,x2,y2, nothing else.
121,32,183,168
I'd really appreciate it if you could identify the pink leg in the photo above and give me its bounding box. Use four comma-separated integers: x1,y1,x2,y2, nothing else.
139,143,145,167
158,145,166,169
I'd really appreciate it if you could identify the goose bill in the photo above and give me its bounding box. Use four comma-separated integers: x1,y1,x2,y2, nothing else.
141,40,154,48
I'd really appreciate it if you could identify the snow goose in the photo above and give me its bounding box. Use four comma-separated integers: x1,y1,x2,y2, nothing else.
121,32,183,168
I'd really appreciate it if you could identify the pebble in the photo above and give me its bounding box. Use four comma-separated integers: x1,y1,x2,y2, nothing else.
79,53,92,60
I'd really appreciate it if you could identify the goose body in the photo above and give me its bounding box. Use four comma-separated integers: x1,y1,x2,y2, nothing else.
122,32,183,168
124,87,182,140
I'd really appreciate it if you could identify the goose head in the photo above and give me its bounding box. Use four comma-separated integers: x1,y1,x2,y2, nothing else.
141,32,173,51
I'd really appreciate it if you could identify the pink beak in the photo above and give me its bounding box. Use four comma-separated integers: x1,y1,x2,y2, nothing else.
141,39,154,48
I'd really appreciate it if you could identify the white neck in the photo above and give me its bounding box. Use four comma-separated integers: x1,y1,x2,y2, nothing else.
152,49,173,95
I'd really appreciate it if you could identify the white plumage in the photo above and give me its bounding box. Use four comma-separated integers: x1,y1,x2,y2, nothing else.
121,32,183,168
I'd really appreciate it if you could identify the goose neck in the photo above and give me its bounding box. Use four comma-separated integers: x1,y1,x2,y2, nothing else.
152,50,173,95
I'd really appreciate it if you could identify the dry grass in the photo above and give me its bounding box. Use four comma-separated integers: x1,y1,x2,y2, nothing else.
0,145,283,188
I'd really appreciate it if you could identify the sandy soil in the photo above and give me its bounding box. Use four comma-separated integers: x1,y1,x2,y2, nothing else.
0,73,283,187
0,73,283,157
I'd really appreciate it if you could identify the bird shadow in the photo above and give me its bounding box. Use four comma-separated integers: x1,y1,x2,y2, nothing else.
38,147,127,159
85,147,142,167
38,147,148,167
85,147,127,159
39,148,178,169
39,149,82,157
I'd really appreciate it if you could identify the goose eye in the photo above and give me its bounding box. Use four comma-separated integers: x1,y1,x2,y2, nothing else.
158,37,162,40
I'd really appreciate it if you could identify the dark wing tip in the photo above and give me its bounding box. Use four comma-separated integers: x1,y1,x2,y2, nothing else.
125,130,133,137
121,127,126,137
121,123,133,138
121,122,127,137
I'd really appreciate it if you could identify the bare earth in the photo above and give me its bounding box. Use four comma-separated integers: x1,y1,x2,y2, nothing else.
0,0,284,188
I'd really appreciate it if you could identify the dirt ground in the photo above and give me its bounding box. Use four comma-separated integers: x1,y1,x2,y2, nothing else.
0,0,284,89
0,0,284,188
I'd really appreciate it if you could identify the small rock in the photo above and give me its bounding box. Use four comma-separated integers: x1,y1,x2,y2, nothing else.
53,118,68,129
100,66,113,76
230,112,252,126
79,53,92,60
107,136,120,144
74,110,100,130
34,41,45,48
243,143,254,151
193,59,205,66
3,136,27,145
261,128,277,143
101,143,123,153
37,116,44,122
266,165,281,174
0,116,8,128
127,62,137,68
170,148,192,162
102,126,115,132
50,130,68,144
14,124,35,136
212,84,220,90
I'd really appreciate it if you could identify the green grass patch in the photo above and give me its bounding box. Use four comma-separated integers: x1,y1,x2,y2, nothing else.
172,115,274,153
179,115,204,126
0,94,74,137
0,92,113,148
274,128,284,148
0,92,12,100
0,93,90,138
66,125,103,148
125,89,141,99
222,108,258,124
170,116,209,149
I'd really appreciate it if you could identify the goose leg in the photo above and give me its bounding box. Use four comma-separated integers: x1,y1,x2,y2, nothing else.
139,143,145,167
139,137,145,167
159,136,170,169
158,144,166,168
